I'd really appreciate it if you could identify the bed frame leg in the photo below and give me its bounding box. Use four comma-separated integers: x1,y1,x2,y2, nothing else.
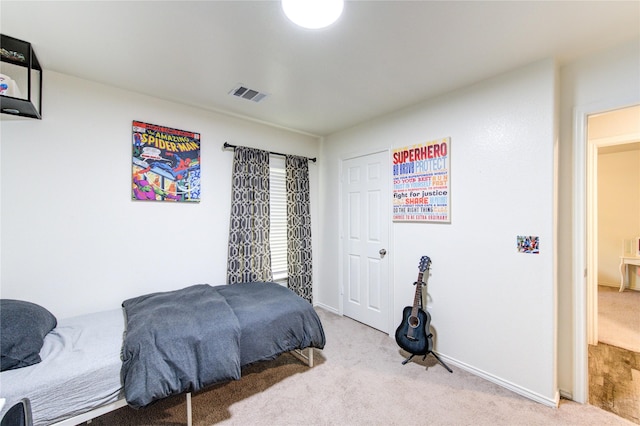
292,347,314,367
186,392,192,426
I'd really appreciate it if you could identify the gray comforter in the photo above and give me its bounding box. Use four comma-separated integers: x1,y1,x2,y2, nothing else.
121,282,325,408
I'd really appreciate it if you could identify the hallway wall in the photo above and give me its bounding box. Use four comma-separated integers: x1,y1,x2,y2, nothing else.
598,142,640,289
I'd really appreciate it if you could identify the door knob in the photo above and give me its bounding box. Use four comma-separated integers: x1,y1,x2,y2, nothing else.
379,248,387,257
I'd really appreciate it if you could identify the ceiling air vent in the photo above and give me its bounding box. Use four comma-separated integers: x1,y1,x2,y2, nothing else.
229,85,268,103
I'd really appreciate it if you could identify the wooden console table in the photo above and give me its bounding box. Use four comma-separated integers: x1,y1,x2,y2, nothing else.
619,255,640,292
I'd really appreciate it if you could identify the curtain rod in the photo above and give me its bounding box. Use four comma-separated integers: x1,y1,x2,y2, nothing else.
223,142,317,163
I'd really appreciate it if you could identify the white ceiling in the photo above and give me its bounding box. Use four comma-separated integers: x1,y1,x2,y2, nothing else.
2,1,639,137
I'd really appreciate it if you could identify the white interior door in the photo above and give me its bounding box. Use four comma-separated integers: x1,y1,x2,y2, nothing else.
341,150,390,333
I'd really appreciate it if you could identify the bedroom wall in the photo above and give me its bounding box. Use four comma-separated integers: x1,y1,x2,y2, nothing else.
0,70,320,319
318,59,558,405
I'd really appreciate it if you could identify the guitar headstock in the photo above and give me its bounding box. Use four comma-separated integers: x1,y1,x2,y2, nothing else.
418,256,431,272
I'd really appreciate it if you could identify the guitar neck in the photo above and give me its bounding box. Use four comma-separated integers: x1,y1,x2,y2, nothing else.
411,271,424,313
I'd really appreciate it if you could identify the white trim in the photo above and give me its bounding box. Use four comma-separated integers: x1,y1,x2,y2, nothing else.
436,353,559,408
586,137,598,347
314,302,339,315
337,154,345,317
591,133,640,147
559,389,573,401
573,104,588,404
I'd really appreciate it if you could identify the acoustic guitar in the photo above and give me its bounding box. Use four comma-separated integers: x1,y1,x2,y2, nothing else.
394,255,433,356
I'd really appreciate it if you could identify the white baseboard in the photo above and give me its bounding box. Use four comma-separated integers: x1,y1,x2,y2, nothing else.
559,388,573,401
598,282,619,288
435,352,559,408
314,302,339,315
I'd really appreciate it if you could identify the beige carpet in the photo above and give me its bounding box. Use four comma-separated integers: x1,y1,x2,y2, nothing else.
598,286,640,353
91,308,634,426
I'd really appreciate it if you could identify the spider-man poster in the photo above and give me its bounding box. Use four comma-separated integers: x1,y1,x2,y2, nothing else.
131,121,201,202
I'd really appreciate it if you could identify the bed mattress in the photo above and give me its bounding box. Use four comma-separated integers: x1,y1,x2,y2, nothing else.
120,282,325,408
0,309,125,426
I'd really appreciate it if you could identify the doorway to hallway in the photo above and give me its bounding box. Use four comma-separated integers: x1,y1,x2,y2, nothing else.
585,105,640,422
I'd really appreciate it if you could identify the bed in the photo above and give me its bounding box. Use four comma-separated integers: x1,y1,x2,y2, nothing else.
0,282,325,426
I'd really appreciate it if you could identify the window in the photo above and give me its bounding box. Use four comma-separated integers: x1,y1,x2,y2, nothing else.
270,157,288,283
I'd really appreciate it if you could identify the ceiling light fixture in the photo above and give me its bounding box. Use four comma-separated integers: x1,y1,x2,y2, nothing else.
282,0,344,29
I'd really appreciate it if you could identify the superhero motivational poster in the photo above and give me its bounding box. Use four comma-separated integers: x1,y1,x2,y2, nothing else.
132,121,201,202
392,137,450,222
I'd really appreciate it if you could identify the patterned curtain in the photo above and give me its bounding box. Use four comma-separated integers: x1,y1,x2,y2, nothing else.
226,147,273,284
286,155,313,302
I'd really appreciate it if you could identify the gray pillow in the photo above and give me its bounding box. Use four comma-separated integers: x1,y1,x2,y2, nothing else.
1,299,57,371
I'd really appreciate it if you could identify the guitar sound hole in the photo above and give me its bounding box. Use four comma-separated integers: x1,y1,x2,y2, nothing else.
408,316,420,328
